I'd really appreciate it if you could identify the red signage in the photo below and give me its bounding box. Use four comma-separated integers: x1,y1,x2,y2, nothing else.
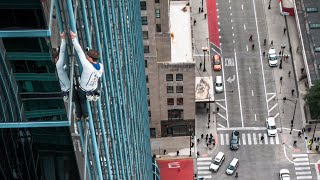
157,158,194,180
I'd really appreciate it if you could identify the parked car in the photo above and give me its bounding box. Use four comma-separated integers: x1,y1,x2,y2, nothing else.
230,131,240,150
215,76,223,93
226,158,239,175
213,55,222,71
266,117,277,137
268,48,278,67
209,152,225,172
279,169,290,180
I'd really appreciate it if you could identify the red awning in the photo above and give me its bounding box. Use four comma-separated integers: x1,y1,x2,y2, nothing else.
158,158,194,180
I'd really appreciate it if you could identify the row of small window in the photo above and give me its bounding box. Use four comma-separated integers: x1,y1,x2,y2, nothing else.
167,86,183,93
140,1,160,10
148,109,184,120
167,98,183,105
166,74,183,81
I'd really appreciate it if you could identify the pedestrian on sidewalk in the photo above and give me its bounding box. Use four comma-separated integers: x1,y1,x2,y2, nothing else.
263,51,265,57
197,151,200,156
204,13,207,19
279,60,282,69
201,134,204,139
288,71,291,77
197,138,200,144
298,131,301,137
270,40,273,46
210,133,213,138
308,127,311,133
291,89,295,96
314,138,317,142
286,55,289,61
296,46,300,53
301,68,305,74
206,143,209,147
206,107,209,113
293,140,297,146
280,76,283,83
235,172,238,178
204,103,207,108
206,134,208,141
198,7,201,13
279,51,282,56
164,149,167,154
249,35,253,41
302,128,305,133
176,151,179,156
216,107,219,112
252,44,255,50
200,62,202,69
260,136,264,141
193,19,197,25
264,39,267,46
283,28,287,34
317,137,320,142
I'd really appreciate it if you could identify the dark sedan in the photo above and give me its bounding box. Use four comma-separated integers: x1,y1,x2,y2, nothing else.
230,131,240,150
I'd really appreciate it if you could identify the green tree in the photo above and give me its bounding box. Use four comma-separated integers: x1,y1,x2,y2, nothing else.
304,80,320,119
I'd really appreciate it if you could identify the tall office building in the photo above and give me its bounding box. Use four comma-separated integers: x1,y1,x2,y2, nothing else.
141,0,195,138
0,0,156,179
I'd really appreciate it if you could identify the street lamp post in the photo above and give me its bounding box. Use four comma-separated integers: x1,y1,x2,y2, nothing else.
201,0,204,12
280,44,286,69
202,47,208,72
282,97,297,134
189,123,192,157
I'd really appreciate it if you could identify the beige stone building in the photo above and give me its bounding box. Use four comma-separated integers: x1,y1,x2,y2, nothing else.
141,0,195,138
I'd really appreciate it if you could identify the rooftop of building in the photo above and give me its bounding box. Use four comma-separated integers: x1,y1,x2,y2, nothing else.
169,1,193,63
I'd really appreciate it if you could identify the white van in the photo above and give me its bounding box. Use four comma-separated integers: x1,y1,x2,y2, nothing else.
266,117,277,136
209,152,225,172
226,158,239,175
215,76,223,92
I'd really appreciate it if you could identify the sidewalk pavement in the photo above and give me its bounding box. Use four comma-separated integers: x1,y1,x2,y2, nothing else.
267,0,320,178
190,0,218,158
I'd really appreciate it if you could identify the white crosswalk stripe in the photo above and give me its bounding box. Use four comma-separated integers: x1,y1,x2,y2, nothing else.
292,154,313,180
220,134,224,145
218,132,280,146
242,134,246,145
247,133,252,145
253,133,257,145
196,157,212,179
226,134,230,145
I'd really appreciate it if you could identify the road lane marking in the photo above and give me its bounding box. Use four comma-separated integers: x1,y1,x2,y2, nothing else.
211,47,221,56
294,158,309,162
197,161,211,166
198,157,212,161
232,26,234,30
267,93,276,102
268,103,278,113
296,176,312,179
258,133,263,144
295,167,310,170
230,7,232,10
242,4,243,10
220,134,224,145
230,13,232,16
216,102,226,110
217,123,225,128
292,154,308,157
198,167,209,170
218,127,268,131
234,50,244,127
270,137,274,144
242,134,246,145
198,175,212,178
252,0,269,116
220,49,229,127
217,113,227,121
264,133,268,144
226,134,230,145
246,45,248,51
244,24,246,30
254,114,257,121
249,67,251,74
275,133,280,144
294,162,310,166
253,133,257,144
215,99,225,102
274,113,279,119
296,171,312,175
252,90,254,96
247,133,252,145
